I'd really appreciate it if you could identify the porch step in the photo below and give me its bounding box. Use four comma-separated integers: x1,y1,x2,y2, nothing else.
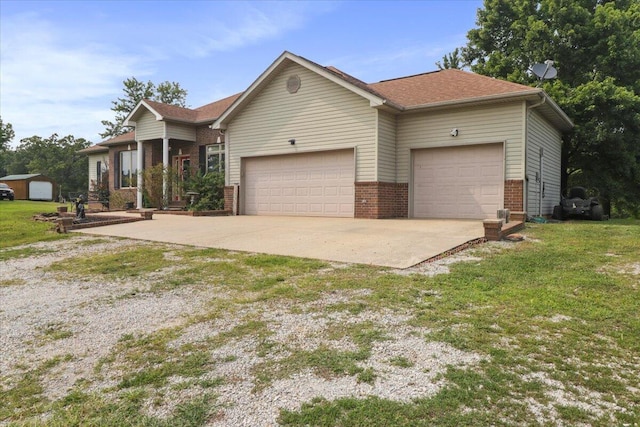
483,211,527,241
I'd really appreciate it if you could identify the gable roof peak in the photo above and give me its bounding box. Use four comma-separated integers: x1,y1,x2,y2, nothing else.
376,69,443,84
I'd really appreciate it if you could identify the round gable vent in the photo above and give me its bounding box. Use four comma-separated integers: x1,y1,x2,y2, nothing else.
286,75,301,94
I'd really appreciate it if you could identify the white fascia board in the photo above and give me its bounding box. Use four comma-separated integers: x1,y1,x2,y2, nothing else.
403,90,542,112
402,89,572,131
539,91,574,130
124,100,164,126
212,51,390,129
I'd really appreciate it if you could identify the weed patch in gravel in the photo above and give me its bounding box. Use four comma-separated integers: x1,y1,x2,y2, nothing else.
1,221,638,426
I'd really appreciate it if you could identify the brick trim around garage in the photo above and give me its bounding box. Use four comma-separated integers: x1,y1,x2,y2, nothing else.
224,186,234,212
354,182,408,219
504,179,524,212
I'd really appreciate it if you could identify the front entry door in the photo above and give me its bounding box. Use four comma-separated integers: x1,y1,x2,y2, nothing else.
172,155,190,201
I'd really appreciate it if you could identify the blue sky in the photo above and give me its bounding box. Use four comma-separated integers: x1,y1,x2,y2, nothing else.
1,0,483,146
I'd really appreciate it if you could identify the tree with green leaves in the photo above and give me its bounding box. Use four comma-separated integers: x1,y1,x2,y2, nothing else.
0,117,15,177
0,117,14,151
7,134,91,195
436,48,463,70
450,0,640,216
100,77,188,140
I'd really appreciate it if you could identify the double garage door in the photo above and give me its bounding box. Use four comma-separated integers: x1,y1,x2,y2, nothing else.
241,144,502,219
243,150,354,217
413,143,504,219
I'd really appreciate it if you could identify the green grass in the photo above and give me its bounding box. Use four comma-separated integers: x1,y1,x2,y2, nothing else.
0,278,27,287
1,209,639,426
0,200,69,249
36,322,74,342
48,245,174,280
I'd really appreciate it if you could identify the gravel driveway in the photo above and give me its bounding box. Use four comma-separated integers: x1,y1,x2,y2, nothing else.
1,236,483,426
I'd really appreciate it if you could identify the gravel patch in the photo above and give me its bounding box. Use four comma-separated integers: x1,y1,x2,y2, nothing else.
394,253,482,276
5,235,626,426
393,241,514,277
1,237,487,426
0,238,212,402
202,312,482,427
521,371,625,424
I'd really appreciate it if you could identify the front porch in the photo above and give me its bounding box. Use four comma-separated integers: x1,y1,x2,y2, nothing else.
119,98,227,210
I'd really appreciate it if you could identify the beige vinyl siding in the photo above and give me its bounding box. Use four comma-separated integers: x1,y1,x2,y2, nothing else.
377,111,397,182
135,110,165,141
526,109,562,216
166,122,196,141
87,153,108,193
228,63,377,184
396,102,525,183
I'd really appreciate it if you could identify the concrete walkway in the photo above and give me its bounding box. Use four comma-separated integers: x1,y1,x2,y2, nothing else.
74,214,484,269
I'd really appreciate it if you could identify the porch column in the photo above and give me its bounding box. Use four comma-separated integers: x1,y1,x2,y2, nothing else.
136,139,143,209
162,137,169,207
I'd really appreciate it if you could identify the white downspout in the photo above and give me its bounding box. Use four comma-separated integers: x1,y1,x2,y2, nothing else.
162,123,169,208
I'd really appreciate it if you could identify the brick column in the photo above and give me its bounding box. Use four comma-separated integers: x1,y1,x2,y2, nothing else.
224,186,235,213
483,219,503,241
504,180,524,212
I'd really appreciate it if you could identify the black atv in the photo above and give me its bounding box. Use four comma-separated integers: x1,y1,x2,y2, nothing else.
552,187,605,221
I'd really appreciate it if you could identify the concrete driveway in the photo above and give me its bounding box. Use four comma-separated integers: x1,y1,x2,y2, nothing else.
74,214,484,269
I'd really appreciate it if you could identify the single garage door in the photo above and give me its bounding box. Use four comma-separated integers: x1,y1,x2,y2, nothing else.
244,150,354,217
28,181,53,201
412,143,503,219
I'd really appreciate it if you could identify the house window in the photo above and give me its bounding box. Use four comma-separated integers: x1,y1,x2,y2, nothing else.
120,150,138,188
96,161,107,184
206,144,225,172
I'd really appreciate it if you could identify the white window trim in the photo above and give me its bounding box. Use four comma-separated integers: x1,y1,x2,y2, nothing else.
120,150,138,189
206,144,225,173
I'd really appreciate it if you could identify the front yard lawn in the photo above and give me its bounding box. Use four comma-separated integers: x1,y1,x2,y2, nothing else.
1,203,638,426
0,200,68,249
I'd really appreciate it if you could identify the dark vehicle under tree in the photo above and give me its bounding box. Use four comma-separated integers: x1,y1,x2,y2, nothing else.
552,187,605,221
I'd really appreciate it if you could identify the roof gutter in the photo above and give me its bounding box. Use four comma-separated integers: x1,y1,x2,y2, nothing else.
528,92,546,110
540,92,574,129
401,90,543,112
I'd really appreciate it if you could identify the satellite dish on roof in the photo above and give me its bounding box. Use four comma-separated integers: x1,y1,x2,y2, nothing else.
531,60,557,86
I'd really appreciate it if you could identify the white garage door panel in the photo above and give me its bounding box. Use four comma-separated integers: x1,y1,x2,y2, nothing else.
244,150,354,217
413,144,503,219
28,181,53,201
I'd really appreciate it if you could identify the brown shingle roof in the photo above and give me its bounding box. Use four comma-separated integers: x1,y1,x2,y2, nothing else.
368,69,538,108
77,144,109,154
142,93,243,124
194,93,242,122
142,99,198,122
78,131,136,153
101,130,136,144
323,66,403,109
213,51,570,131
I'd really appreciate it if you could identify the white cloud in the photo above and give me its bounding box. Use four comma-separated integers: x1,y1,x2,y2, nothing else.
325,35,468,82
169,1,335,58
0,3,336,145
0,12,149,144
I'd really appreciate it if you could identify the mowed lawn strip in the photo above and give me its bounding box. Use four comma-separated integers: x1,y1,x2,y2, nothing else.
1,202,638,426
0,200,68,250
